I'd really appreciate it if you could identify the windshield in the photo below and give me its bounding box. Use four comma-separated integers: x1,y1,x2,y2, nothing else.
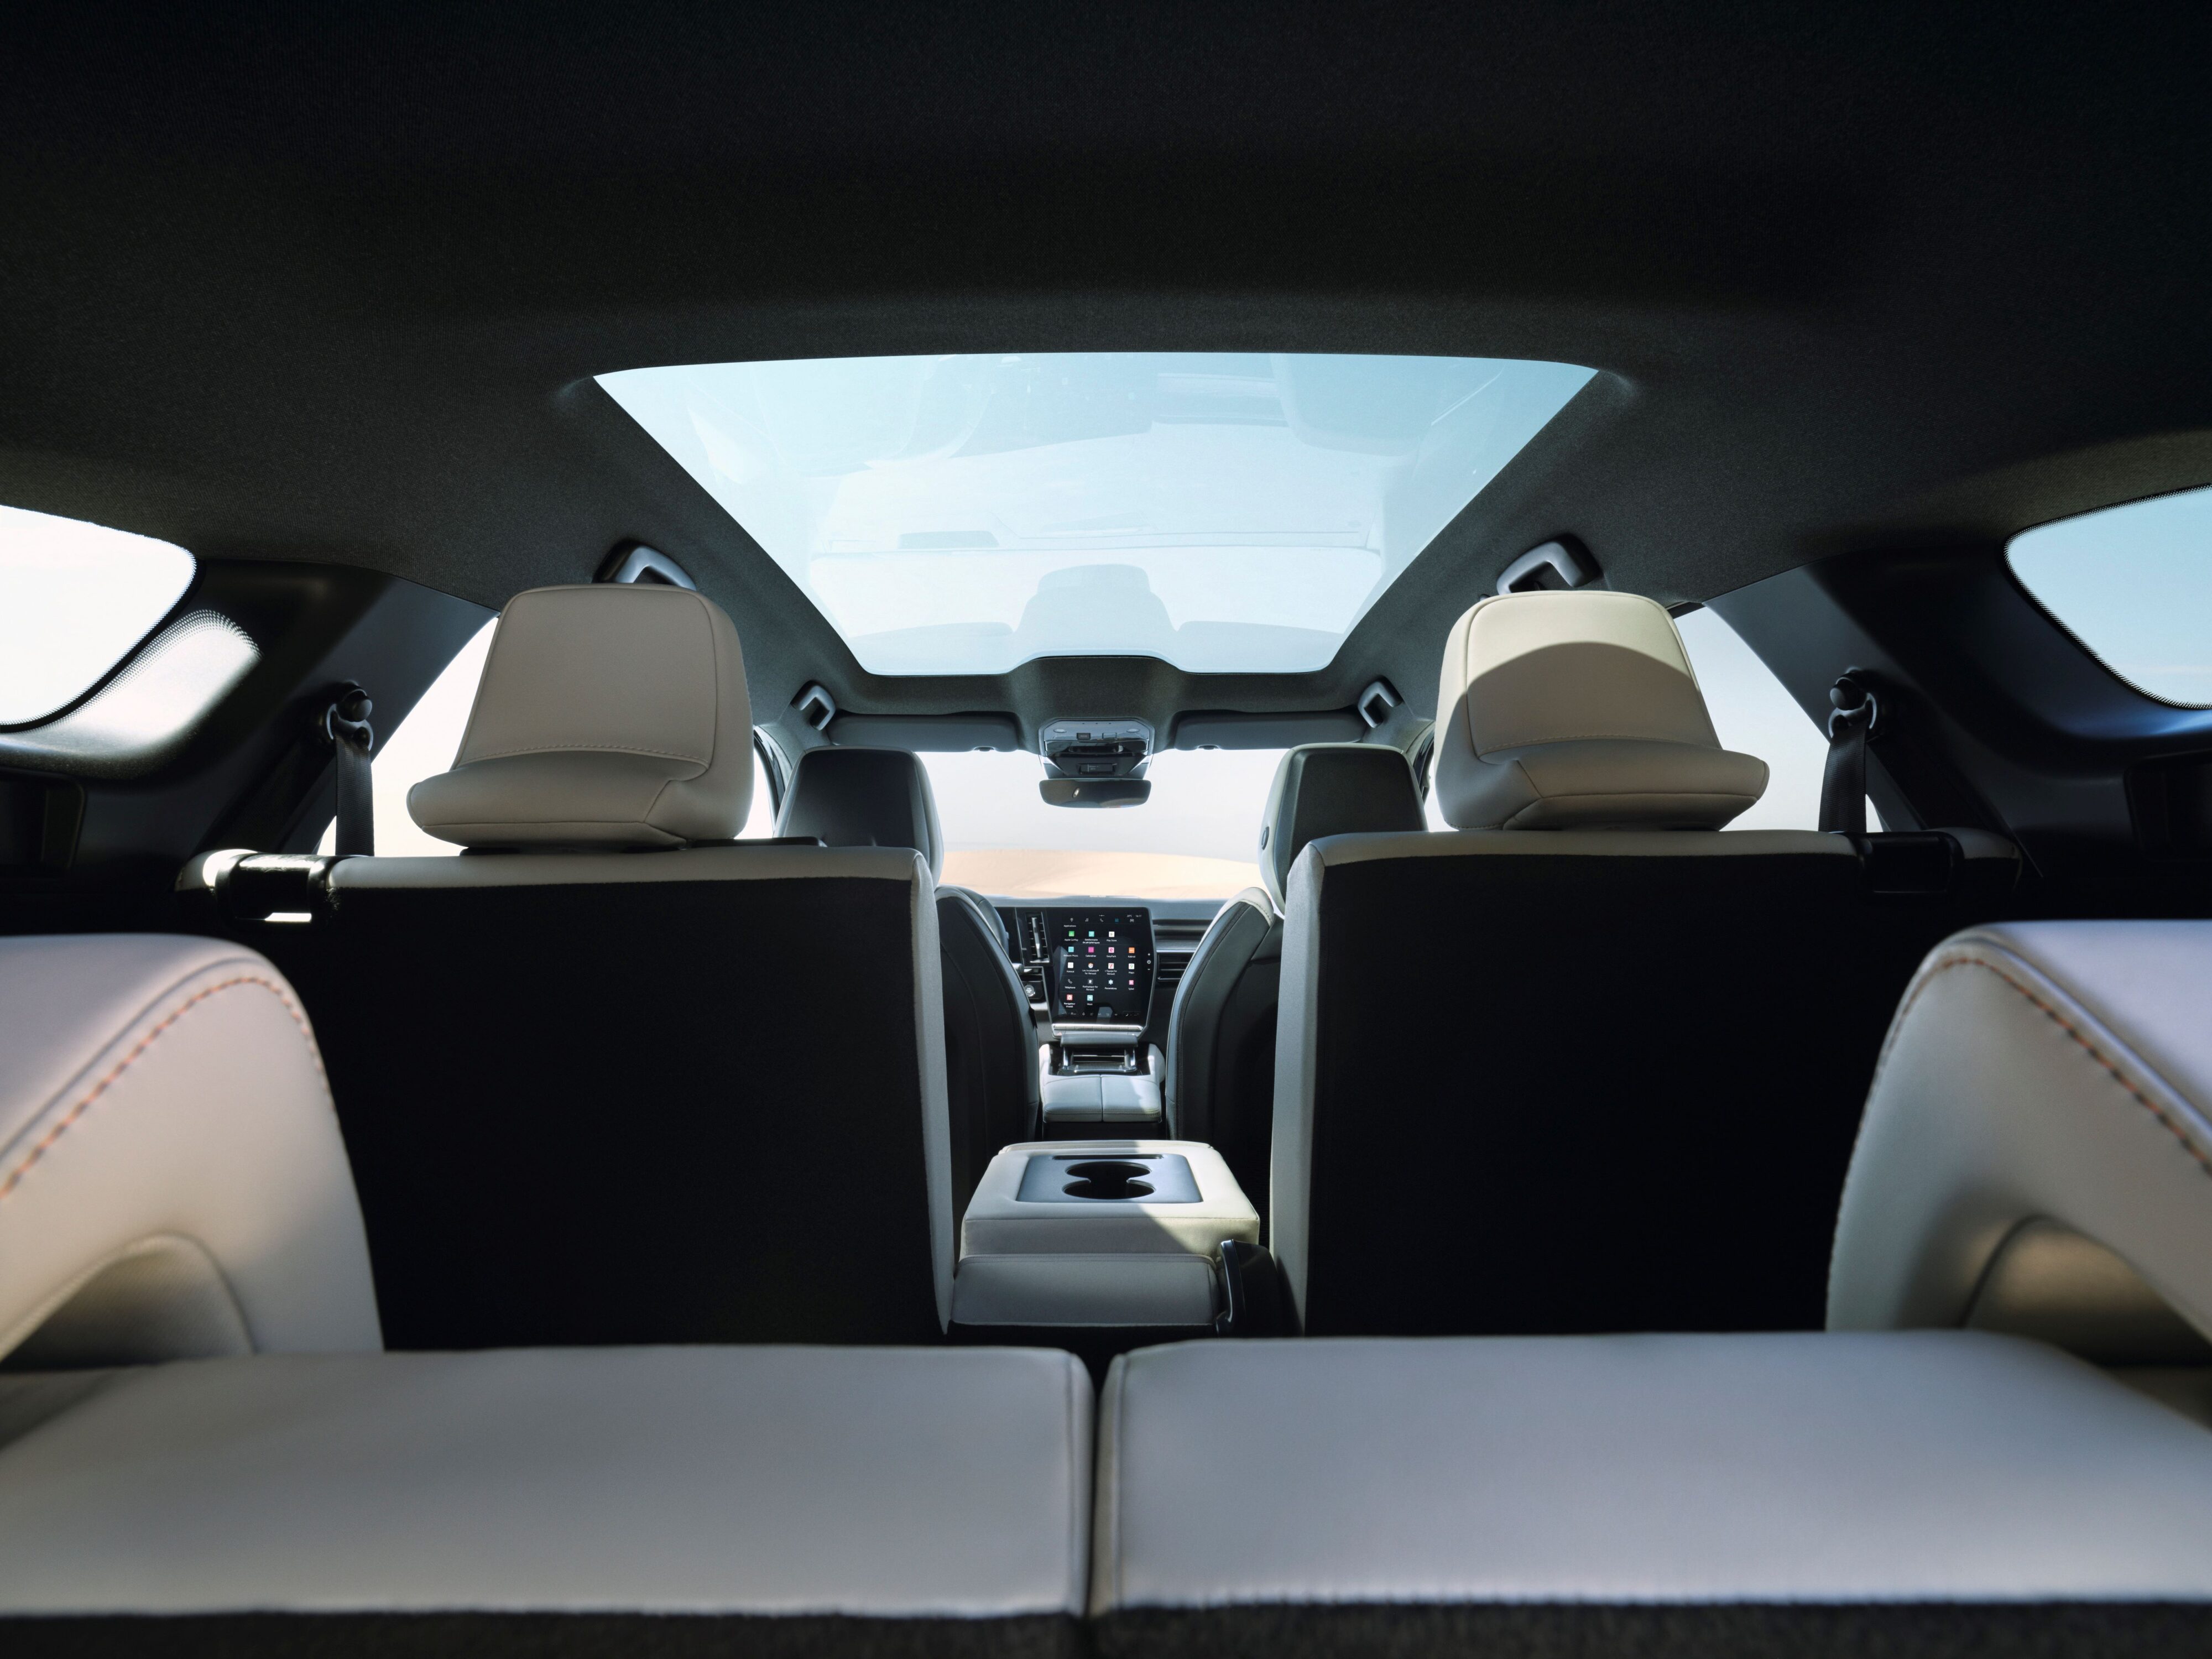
924,748,1285,899
596,352,1594,675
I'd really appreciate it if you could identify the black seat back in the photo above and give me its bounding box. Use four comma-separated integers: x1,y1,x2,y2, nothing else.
1276,831,2016,1335
1165,745,1421,1215
211,585,953,1348
237,848,950,1348
781,745,1037,1211
1271,591,2018,1336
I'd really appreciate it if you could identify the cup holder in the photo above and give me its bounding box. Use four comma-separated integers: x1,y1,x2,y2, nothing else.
1060,1160,1156,1201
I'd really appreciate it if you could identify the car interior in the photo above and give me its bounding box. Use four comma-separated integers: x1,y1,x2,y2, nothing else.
6,8,2212,1656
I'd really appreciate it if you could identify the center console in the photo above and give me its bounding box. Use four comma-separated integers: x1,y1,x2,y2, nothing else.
1004,905,1166,1129
951,1139,1265,1372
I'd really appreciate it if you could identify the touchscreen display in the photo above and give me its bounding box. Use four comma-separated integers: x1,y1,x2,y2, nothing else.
1044,909,1153,1024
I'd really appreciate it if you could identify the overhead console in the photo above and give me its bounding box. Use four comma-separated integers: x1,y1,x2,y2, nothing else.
1039,717,1152,807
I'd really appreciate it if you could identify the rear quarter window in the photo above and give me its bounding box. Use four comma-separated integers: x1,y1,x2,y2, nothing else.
2008,485,2212,707
0,504,195,725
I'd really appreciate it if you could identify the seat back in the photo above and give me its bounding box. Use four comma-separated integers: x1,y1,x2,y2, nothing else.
0,934,378,1368
205,587,952,1348
1272,592,2018,1337
781,745,1039,1212
1830,920,2212,1365
1165,745,1422,1214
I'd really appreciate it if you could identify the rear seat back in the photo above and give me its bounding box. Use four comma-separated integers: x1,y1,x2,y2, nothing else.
1164,744,1424,1216
1272,591,2020,1337
1832,921,2212,1364
195,585,953,1349
780,745,1040,1215
0,934,378,1367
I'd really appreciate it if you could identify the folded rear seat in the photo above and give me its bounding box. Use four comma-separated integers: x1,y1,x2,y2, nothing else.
1092,919,2212,1657
1,1344,1092,1656
0,933,1092,1655
1089,1332,2212,1657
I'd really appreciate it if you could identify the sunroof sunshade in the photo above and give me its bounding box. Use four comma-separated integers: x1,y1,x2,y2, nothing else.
598,352,1594,676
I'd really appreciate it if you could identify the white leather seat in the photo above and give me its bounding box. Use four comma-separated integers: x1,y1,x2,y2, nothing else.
1270,590,2022,1337
190,583,955,1350
1832,921,2212,1375
0,1344,1091,1646
0,933,379,1368
0,923,1090,1653
1090,1331,2212,1653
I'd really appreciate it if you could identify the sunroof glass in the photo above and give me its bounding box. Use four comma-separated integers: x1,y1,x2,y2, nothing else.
597,352,1594,676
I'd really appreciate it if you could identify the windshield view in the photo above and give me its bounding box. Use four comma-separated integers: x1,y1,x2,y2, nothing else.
925,747,1284,899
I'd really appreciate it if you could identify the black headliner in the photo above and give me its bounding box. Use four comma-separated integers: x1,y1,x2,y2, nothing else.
4,3,2211,734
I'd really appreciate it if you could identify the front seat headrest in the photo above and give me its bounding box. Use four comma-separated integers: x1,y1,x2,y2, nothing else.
1258,744,1427,911
408,583,753,849
778,747,944,879
1432,590,1768,831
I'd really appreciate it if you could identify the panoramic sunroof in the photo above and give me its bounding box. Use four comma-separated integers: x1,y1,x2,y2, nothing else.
598,353,1595,676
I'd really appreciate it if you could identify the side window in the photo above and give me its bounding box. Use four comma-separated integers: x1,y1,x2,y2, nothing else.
1673,607,1830,830
353,622,497,856
2007,484,2212,706
1421,603,1835,831
325,622,775,854
0,503,195,724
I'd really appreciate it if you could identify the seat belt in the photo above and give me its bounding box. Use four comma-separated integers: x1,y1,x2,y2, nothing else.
1818,672,1878,835
324,685,375,855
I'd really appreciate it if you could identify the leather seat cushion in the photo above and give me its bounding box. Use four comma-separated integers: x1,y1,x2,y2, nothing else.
1093,1331,2212,1619
0,1345,1091,1620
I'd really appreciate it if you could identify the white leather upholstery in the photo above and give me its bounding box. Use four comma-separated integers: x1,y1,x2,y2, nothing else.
1831,922,2212,1351
952,1254,1219,1328
0,1345,1091,1617
329,844,957,1327
1091,1331,2212,1614
0,935,379,1366
1432,591,1767,830
963,1140,1260,1258
409,583,752,848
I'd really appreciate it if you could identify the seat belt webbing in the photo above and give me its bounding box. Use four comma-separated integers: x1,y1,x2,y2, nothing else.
1818,673,1877,836
325,686,375,855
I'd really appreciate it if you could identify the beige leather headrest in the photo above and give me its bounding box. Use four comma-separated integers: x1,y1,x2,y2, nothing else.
1432,590,1767,830
409,584,753,849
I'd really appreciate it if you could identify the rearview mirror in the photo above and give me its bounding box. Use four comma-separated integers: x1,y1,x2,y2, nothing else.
1040,778,1150,808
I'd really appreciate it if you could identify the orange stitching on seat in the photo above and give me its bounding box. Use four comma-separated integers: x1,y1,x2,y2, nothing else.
1894,953,2212,1185
0,974,321,1203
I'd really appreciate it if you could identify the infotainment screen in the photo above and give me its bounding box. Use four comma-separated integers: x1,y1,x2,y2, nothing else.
1042,909,1154,1024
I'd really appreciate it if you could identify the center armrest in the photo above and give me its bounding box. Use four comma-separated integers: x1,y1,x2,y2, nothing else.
960,1141,1260,1258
